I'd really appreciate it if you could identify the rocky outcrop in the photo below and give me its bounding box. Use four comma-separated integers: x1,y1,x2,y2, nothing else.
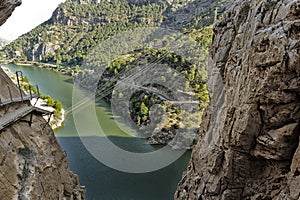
175,0,300,199
0,105,85,199
0,0,21,26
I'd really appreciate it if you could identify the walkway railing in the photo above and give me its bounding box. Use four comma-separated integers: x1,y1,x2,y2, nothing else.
0,69,41,106
0,94,39,106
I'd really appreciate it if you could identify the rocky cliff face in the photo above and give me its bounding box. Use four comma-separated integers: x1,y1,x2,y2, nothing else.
0,102,86,199
175,0,300,199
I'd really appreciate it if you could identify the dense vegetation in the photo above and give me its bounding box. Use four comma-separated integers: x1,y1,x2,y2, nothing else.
79,48,209,131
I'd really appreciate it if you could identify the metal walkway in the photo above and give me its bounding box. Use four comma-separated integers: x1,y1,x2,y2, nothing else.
0,106,34,130
0,106,52,131
0,94,39,106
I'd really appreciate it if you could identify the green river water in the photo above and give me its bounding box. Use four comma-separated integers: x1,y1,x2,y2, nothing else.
5,64,191,200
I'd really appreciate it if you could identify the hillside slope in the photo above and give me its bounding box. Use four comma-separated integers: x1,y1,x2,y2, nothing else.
1,0,230,68
0,0,232,148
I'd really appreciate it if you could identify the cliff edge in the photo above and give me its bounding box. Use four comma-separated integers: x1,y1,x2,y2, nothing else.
0,68,85,199
0,2,85,199
176,0,300,199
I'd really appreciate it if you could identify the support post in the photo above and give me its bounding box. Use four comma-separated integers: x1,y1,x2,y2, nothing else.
36,85,40,97
47,113,53,124
43,113,53,129
29,112,33,126
29,87,32,99
34,85,40,106
16,71,23,101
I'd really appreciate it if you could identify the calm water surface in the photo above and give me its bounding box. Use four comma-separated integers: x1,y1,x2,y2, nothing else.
5,64,191,200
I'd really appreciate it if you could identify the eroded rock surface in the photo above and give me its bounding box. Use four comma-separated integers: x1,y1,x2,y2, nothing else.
0,0,21,26
175,0,300,199
0,105,85,199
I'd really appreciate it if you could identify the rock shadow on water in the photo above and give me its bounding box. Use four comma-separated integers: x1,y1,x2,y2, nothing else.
57,136,191,200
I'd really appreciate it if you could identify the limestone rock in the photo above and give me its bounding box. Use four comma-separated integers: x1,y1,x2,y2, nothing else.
288,135,300,199
175,0,300,199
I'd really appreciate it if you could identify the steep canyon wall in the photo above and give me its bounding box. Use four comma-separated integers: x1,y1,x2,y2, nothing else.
176,0,300,199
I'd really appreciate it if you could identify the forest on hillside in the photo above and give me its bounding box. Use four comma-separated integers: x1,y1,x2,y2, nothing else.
0,0,231,146
0,0,229,67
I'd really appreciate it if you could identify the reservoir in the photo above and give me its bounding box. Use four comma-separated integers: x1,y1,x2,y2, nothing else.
5,64,191,200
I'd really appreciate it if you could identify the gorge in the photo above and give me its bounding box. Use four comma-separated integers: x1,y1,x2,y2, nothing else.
5,63,192,199
0,0,300,199
1,0,230,148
